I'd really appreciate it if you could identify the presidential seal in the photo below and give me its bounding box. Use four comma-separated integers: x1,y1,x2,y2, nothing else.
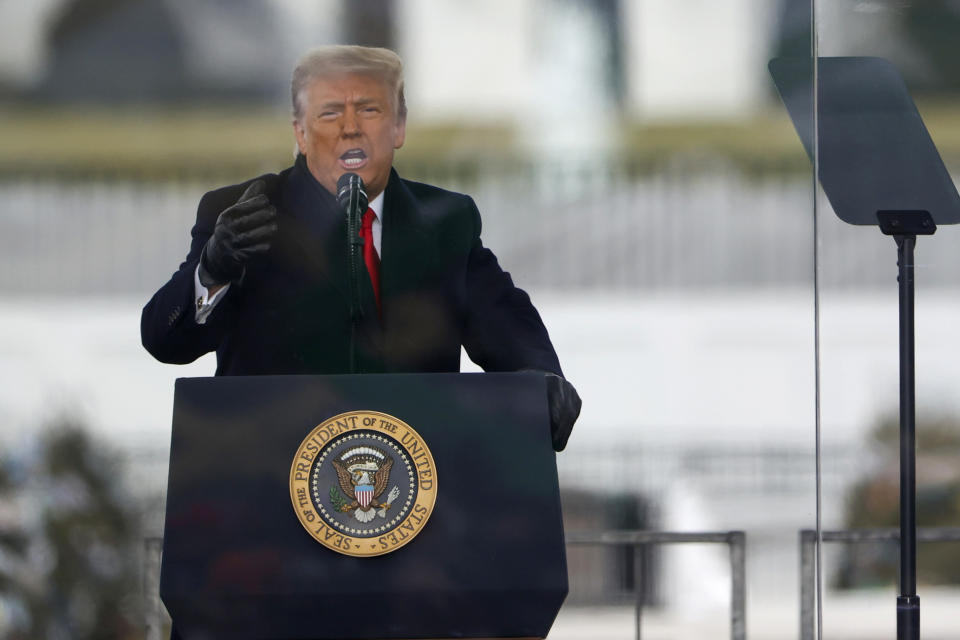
289,410,437,557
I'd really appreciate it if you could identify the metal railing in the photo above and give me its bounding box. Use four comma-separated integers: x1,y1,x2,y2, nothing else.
567,530,747,640
144,531,747,640
12,165,960,296
798,527,960,640
143,537,166,640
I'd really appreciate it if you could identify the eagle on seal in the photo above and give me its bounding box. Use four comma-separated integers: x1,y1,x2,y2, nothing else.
332,446,396,523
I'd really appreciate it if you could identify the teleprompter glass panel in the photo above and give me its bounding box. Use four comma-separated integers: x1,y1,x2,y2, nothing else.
814,3,960,638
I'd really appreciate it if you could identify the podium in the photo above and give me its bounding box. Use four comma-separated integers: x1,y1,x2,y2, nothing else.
160,372,568,639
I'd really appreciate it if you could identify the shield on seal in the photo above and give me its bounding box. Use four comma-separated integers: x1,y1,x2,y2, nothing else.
356,484,374,509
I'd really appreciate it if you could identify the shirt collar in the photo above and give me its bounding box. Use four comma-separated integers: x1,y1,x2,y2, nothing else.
368,191,385,220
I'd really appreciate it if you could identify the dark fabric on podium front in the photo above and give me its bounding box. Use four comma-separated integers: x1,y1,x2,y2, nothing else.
160,372,567,639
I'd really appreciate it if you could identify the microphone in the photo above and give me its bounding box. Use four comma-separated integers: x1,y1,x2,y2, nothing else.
336,172,368,219
338,172,369,337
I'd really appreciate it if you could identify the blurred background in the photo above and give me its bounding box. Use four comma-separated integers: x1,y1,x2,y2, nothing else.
1,0,960,638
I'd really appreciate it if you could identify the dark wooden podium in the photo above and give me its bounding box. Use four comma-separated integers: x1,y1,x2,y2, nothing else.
161,372,567,639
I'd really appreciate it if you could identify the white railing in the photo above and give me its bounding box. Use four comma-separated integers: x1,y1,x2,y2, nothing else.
5,162,959,295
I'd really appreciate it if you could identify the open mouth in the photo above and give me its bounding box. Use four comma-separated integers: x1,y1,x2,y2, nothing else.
339,149,367,170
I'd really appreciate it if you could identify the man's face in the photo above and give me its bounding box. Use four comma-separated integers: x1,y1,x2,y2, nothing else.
293,73,406,200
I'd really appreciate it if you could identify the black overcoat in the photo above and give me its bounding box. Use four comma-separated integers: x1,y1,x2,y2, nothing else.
141,159,562,376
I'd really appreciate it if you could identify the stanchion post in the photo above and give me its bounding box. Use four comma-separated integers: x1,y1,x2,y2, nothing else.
143,537,164,640
729,531,747,640
799,529,816,640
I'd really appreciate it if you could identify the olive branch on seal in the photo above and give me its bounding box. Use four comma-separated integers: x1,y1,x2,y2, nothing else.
329,486,348,512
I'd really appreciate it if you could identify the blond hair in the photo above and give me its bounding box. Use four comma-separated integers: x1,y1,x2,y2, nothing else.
291,45,407,122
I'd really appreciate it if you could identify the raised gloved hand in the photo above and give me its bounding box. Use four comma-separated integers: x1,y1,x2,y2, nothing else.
544,372,582,452
198,179,278,287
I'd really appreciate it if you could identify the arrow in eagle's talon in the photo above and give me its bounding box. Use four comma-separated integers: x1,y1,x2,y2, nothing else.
378,486,401,518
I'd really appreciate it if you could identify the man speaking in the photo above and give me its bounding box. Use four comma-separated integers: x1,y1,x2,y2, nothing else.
142,45,580,450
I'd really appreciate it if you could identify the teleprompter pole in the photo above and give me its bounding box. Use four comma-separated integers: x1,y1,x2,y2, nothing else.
878,211,934,640
895,233,920,640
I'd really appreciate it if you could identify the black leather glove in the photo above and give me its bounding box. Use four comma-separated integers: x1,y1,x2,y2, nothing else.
544,372,582,452
198,179,278,287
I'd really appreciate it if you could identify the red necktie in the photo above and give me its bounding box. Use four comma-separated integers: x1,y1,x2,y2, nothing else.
360,207,381,314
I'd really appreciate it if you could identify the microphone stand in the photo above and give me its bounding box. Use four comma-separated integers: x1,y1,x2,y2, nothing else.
347,202,363,373
338,174,368,374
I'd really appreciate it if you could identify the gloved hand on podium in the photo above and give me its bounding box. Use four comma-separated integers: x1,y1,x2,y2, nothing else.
543,372,582,452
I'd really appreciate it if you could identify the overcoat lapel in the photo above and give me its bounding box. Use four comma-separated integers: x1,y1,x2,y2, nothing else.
280,158,386,369
278,157,351,305
380,170,435,306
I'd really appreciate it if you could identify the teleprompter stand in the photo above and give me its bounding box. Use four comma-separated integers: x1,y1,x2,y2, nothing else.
880,210,935,640
771,56,960,640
